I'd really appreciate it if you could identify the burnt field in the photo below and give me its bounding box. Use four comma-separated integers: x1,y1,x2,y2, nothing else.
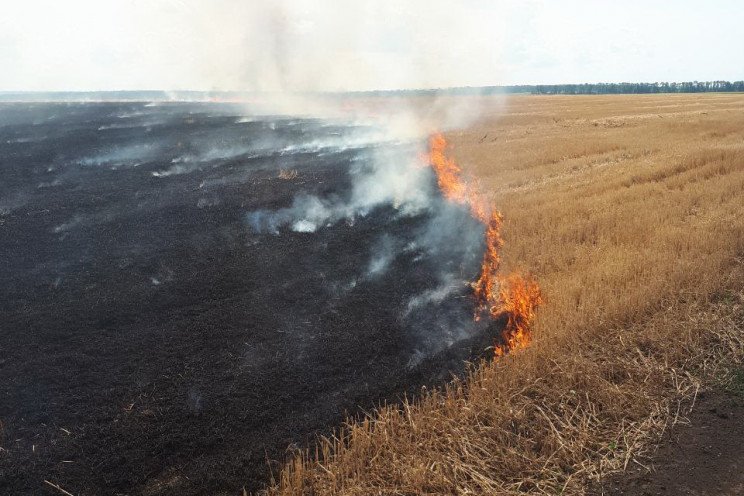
0,102,497,495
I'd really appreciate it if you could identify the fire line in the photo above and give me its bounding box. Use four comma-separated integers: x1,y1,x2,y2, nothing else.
427,133,542,356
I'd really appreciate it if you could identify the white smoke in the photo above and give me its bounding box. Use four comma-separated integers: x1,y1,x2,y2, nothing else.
247,135,435,235
156,1,503,352
366,235,396,278
404,280,460,316
242,106,488,356
134,1,509,134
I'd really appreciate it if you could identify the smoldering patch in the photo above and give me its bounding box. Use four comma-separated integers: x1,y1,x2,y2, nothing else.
53,215,86,234
242,122,488,360
403,282,461,316
78,143,162,169
0,193,29,216
365,234,401,279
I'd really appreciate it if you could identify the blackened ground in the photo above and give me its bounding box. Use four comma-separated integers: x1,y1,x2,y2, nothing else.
0,103,496,495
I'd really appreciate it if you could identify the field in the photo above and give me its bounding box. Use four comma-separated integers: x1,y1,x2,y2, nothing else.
267,93,744,494
2,94,743,495
0,102,518,495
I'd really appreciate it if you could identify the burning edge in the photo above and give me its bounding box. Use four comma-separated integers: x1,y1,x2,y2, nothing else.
427,133,543,357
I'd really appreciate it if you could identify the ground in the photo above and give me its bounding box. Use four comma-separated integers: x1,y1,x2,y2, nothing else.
0,102,498,495
4,94,744,495
459,93,744,495
265,93,744,494
602,382,744,495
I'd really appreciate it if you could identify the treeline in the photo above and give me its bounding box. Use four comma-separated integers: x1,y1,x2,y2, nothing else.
530,81,744,95
344,81,744,97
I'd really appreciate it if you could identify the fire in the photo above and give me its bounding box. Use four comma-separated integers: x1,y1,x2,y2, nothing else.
471,210,504,318
427,133,542,356
493,274,543,356
428,133,470,206
428,133,490,223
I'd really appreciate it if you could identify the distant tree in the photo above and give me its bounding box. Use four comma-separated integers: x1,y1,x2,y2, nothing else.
521,81,744,95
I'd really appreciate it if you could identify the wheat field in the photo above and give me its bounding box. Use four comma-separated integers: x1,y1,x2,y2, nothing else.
263,93,744,495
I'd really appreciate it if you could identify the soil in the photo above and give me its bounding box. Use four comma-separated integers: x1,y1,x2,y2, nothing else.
600,385,744,495
0,103,495,495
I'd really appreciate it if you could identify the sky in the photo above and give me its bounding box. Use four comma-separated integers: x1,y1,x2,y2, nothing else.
0,0,742,92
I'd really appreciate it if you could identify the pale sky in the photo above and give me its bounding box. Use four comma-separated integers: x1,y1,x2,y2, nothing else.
0,0,742,92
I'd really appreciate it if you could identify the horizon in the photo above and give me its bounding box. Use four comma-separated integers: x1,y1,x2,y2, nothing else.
2,79,743,96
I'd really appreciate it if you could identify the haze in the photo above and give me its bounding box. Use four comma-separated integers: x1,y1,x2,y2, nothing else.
0,0,742,92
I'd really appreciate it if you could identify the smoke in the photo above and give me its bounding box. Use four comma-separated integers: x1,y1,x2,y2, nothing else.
2,1,511,95
244,115,488,355
226,2,509,356
217,0,505,139
366,235,397,279
185,0,507,94
404,280,459,316
247,135,436,234
248,194,339,235
134,1,509,133
41,2,509,356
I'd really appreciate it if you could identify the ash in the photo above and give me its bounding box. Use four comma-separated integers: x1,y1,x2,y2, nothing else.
0,101,501,495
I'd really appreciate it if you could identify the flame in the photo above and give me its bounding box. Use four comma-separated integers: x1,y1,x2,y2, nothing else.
428,133,470,206
493,274,543,356
472,210,504,318
428,134,490,223
427,133,542,356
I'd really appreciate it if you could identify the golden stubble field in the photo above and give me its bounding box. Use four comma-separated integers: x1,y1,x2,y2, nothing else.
452,93,744,347
266,94,744,495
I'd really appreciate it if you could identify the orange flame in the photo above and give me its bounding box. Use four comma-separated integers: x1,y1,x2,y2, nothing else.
428,133,470,206
428,133,489,223
472,210,504,318
493,274,543,356
427,133,542,356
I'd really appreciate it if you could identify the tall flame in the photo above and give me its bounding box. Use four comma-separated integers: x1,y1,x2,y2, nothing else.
427,133,542,356
494,274,543,356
